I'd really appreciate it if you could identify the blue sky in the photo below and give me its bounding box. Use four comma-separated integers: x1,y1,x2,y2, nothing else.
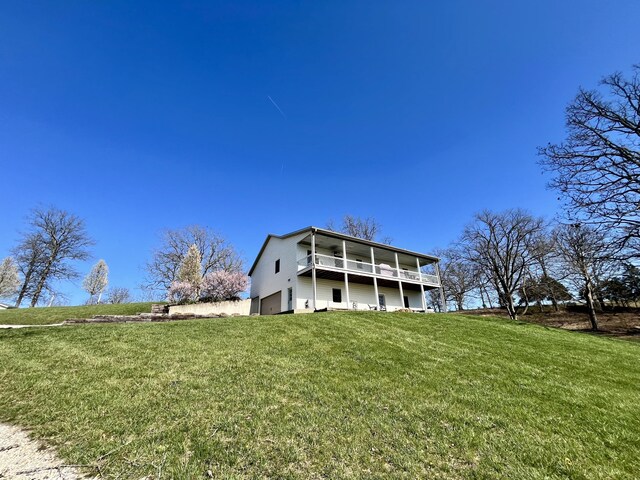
2,1,640,304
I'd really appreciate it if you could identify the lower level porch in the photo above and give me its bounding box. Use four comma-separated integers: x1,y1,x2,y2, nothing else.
295,274,435,312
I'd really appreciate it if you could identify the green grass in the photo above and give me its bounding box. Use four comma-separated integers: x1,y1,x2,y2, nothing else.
0,312,638,479
0,302,158,325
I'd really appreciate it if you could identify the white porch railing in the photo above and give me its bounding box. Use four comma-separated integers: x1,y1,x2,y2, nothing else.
297,253,440,286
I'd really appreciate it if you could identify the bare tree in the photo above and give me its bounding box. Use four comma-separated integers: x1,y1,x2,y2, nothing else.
83,259,109,304
144,225,243,292
107,287,132,304
0,257,21,298
528,230,567,311
12,233,47,307
555,223,610,330
434,248,477,311
461,210,544,320
326,215,391,243
539,65,640,258
12,208,93,307
28,208,93,307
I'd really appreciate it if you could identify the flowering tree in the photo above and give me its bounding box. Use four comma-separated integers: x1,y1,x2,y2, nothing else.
82,259,109,304
175,244,202,297
201,270,248,302
0,257,21,298
167,281,197,304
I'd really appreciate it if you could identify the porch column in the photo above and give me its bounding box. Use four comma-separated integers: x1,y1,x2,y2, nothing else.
342,240,350,309
371,246,380,309
311,231,317,311
420,283,427,312
417,258,427,311
395,252,404,310
434,261,447,313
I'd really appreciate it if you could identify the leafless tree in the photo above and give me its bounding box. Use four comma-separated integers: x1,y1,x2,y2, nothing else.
528,229,567,311
428,289,444,312
107,287,132,304
326,215,391,244
461,209,544,320
12,233,47,307
554,223,611,330
0,257,21,298
144,225,243,293
434,248,477,311
539,65,640,258
13,208,93,307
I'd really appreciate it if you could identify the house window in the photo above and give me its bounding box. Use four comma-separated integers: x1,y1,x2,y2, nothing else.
307,249,312,266
356,259,363,269
275,259,280,274
404,296,410,308
332,288,342,303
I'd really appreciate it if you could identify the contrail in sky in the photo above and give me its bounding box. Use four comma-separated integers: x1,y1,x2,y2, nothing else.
267,95,287,119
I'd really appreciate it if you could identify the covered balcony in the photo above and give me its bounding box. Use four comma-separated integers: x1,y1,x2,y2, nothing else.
296,232,440,288
294,229,444,312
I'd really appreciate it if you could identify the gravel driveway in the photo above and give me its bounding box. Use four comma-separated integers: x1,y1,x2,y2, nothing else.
0,423,84,479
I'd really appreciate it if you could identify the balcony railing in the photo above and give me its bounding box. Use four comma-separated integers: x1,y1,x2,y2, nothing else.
297,253,440,286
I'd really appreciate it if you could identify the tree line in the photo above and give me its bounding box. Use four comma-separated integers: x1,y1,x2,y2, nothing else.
435,63,640,330
0,208,247,307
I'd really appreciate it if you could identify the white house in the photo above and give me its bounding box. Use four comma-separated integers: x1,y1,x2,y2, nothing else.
0,303,9,310
248,226,446,315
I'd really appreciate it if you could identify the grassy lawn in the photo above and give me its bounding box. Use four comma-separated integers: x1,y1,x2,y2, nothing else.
0,312,638,479
0,302,158,325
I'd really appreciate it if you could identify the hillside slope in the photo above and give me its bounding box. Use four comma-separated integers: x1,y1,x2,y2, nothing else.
0,312,638,478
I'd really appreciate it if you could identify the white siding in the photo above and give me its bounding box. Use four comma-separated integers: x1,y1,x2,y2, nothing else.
296,277,424,311
250,232,308,312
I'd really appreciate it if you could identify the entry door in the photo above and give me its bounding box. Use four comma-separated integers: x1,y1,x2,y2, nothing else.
378,294,386,311
287,287,293,310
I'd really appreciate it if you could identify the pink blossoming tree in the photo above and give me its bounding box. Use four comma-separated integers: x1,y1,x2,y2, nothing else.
201,270,248,302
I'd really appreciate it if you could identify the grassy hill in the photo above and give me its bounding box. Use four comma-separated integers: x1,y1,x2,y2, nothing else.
0,311,638,478
0,302,158,325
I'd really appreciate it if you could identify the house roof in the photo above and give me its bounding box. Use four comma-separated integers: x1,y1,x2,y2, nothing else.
248,226,439,276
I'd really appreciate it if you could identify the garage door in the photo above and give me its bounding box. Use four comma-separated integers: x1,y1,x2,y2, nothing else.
260,291,281,315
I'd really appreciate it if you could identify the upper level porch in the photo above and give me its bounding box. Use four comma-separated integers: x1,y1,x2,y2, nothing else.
294,231,441,288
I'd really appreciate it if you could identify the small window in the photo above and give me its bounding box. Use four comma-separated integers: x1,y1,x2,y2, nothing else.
275,259,280,274
403,296,410,308
356,259,363,269
332,288,342,303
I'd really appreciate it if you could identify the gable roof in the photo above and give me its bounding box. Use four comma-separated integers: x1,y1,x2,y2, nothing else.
248,226,439,276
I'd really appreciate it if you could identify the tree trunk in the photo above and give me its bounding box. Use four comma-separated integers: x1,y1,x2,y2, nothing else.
540,263,559,311
485,287,493,308
14,268,33,308
584,277,599,331
520,284,530,316
479,288,487,309
30,258,54,307
505,294,518,320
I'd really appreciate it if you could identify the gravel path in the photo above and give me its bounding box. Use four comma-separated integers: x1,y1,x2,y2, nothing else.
0,423,85,479
0,324,64,329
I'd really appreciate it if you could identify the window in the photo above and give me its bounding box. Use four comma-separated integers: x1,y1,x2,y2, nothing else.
307,250,312,266
275,259,280,274
404,296,410,308
332,288,342,303
356,259,363,269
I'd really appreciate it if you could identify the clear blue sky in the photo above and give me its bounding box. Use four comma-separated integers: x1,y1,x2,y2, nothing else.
2,1,640,304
